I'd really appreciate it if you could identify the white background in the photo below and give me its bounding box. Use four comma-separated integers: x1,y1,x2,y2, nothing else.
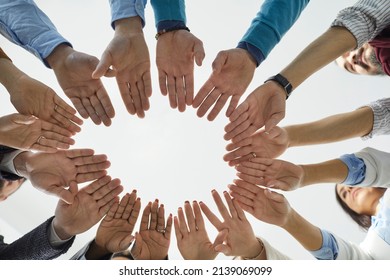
0,0,389,260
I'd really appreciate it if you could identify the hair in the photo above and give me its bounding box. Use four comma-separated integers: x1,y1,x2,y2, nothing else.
111,250,134,260
334,184,372,231
0,179,4,191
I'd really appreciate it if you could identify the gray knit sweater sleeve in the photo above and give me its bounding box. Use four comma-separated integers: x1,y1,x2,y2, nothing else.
0,217,75,260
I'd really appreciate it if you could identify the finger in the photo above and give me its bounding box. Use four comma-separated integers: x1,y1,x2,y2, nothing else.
212,228,228,247
192,201,205,231
177,207,189,235
192,79,213,108
228,101,248,123
232,197,246,221
184,73,194,106
129,197,141,228
173,216,183,240
96,185,124,209
167,75,177,109
241,158,273,167
139,202,152,231
233,179,262,194
104,201,119,222
118,81,136,115
158,70,168,96
224,120,251,142
214,243,232,256
136,80,150,112
66,148,94,158
91,91,112,127
193,41,205,67
228,190,254,208
129,82,144,118
222,191,237,219
131,232,142,258
149,199,159,230
197,88,221,118
81,97,101,125
157,203,166,231
123,189,138,220
176,76,186,112
92,51,113,79
115,193,130,219
41,121,74,138
231,125,258,144
90,178,122,202
56,184,76,204
76,170,108,184
184,201,196,232
236,172,265,185
72,153,107,165
224,109,249,134
98,196,120,217
76,160,111,174
207,92,229,121
265,112,285,133
83,175,112,194
142,70,152,98
226,94,240,118
69,97,89,120
223,146,252,162
211,189,231,220
30,143,57,153
235,165,266,177
264,188,286,203
53,94,83,124
164,213,173,239
199,200,223,229
227,184,256,200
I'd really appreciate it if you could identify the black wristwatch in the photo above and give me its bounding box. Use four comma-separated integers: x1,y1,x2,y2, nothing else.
264,73,293,99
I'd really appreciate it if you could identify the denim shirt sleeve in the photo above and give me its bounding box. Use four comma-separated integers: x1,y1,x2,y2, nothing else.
0,0,71,67
310,229,339,260
151,0,186,28
109,0,147,29
339,154,366,185
239,0,310,66
371,192,390,245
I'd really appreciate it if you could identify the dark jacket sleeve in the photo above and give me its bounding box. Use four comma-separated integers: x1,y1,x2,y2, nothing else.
0,145,24,181
0,216,75,260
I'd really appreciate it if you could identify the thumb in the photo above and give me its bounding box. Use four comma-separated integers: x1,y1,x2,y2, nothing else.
211,51,228,74
193,42,205,66
92,52,113,79
60,181,78,204
264,114,284,134
13,114,36,125
214,243,232,256
213,228,228,247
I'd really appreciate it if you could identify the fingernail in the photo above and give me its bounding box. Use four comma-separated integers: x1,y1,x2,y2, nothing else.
185,200,190,204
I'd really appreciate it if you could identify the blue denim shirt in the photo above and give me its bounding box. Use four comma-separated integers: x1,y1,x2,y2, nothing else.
0,0,71,67
339,154,366,185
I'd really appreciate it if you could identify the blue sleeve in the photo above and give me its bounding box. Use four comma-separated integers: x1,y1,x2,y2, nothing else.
339,154,366,185
0,0,71,68
371,195,390,245
239,0,310,66
109,0,147,29
310,229,339,260
150,0,186,29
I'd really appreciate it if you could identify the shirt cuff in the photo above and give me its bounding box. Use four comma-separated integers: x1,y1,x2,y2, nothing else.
339,154,366,185
236,41,265,67
156,20,186,32
309,229,339,260
110,0,146,29
48,220,74,248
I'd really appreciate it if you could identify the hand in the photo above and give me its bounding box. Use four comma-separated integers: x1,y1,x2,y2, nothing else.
48,44,115,126
228,179,291,227
156,30,204,112
131,200,172,260
53,176,123,239
235,158,304,191
0,113,75,152
93,17,151,118
193,48,256,121
15,149,110,203
174,200,227,260
224,126,289,166
95,190,141,254
199,190,262,258
224,81,286,143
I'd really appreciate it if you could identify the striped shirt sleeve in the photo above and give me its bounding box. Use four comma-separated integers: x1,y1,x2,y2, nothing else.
361,98,390,140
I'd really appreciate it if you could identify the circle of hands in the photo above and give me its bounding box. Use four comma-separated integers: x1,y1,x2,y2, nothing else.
2,27,302,260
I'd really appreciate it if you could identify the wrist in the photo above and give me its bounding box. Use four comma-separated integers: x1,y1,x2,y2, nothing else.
114,16,143,35
242,238,265,260
264,74,293,99
0,59,24,91
52,217,73,240
85,239,111,260
46,43,74,70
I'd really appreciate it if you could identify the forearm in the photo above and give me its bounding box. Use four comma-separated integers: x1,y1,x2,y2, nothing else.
299,159,348,187
0,57,25,94
285,106,373,147
280,27,356,90
114,16,143,35
0,0,71,67
281,209,323,251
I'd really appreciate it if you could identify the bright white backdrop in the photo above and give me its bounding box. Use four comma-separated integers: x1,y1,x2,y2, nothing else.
0,0,389,260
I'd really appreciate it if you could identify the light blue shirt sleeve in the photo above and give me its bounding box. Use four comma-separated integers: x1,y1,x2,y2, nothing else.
239,0,310,63
109,0,147,29
371,196,390,245
310,229,339,260
150,0,186,28
339,154,366,185
0,0,71,67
